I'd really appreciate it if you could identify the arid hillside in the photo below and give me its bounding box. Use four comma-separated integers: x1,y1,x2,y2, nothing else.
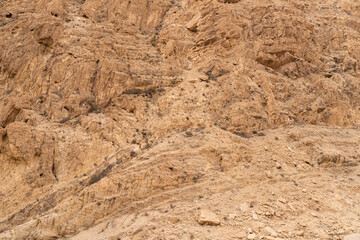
0,0,359,239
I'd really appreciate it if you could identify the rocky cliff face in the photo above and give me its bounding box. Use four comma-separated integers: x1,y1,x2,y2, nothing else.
0,0,359,239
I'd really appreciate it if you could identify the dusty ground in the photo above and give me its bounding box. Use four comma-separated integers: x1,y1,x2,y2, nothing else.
0,0,359,239
69,125,360,240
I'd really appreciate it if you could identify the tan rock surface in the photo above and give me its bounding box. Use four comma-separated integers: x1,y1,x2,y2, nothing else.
198,209,221,226
344,233,360,240
0,0,360,239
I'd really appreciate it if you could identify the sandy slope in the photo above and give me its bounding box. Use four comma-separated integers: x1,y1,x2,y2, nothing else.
69,125,360,240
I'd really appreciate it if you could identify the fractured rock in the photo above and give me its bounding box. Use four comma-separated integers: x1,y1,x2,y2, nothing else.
186,14,201,32
198,210,220,226
264,226,277,237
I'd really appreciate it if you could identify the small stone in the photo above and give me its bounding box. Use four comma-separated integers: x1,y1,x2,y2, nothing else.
186,14,201,32
288,203,295,212
252,210,258,220
247,233,256,240
164,40,175,56
310,212,319,218
221,40,231,49
302,188,307,193
264,226,277,236
295,230,304,236
239,203,250,212
265,237,275,240
228,213,237,220
311,197,319,203
344,233,360,240
198,209,220,226
275,162,282,169
199,74,209,81
298,222,307,227
278,197,287,203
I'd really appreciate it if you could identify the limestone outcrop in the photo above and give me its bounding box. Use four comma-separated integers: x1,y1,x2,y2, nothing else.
0,0,359,239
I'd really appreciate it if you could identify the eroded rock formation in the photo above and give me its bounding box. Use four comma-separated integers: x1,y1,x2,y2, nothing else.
0,0,359,239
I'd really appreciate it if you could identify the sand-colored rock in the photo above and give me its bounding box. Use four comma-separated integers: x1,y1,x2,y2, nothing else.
0,0,360,239
198,210,221,226
264,226,277,237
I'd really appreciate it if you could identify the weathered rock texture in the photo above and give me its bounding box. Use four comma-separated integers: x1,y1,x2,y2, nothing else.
0,0,359,239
